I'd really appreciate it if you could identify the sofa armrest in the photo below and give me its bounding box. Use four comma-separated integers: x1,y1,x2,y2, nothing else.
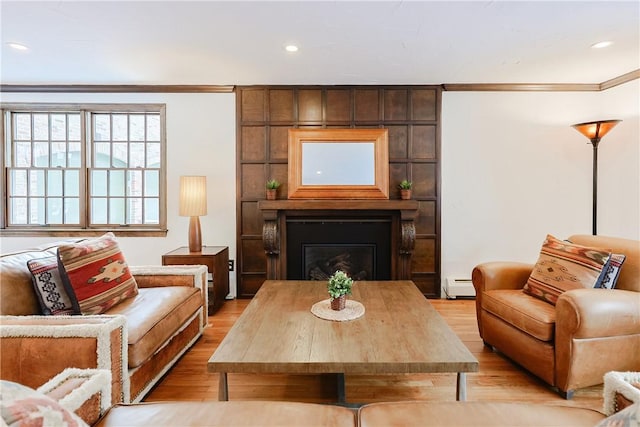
0,315,129,405
603,371,640,415
472,262,534,293
38,368,112,425
129,265,208,289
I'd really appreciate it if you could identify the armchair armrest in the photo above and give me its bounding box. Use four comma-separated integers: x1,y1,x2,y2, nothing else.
0,315,128,405
556,289,640,338
555,289,640,392
38,368,112,425
472,262,534,293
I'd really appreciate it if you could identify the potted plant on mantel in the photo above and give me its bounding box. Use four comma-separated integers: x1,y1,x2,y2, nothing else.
327,270,353,311
399,179,412,200
266,179,280,200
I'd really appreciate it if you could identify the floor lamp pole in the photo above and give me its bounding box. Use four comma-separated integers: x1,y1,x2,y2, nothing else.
571,119,621,237
591,138,599,236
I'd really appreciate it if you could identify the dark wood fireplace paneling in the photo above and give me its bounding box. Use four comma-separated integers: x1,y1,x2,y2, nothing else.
236,86,442,298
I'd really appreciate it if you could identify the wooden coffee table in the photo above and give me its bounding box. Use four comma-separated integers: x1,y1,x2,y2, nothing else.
208,280,478,403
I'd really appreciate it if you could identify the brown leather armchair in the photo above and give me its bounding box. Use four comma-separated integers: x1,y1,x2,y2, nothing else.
472,234,640,398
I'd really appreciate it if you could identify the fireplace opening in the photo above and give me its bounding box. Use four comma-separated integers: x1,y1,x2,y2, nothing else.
286,218,391,281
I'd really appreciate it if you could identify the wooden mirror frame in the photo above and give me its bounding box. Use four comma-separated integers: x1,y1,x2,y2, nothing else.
288,128,389,199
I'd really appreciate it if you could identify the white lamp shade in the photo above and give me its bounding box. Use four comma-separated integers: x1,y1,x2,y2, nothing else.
179,176,207,217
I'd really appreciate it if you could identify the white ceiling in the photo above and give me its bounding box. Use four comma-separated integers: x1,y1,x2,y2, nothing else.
1,1,639,86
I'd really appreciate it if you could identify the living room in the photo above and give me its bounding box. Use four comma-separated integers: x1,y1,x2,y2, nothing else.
1,1,639,425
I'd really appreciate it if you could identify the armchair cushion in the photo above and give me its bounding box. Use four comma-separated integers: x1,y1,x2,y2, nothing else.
0,379,88,427
27,256,74,315
524,234,611,305
483,289,556,341
57,233,138,315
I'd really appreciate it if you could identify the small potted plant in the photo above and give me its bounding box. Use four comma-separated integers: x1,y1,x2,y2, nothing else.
266,179,280,200
327,270,353,311
399,179,412,200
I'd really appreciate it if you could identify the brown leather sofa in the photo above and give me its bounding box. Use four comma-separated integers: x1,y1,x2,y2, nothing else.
22,368,611,427
472,234,640,398
0,240,208,404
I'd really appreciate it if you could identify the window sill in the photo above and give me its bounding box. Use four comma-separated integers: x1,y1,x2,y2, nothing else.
0,228,169,237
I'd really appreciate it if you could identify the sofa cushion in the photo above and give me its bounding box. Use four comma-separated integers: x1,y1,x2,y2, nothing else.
524,234,611,305
0,379,89,427
106,286,202,368
95,401,356,427
57,233,138,315
27,256,75,315
358,401,604,427
1,249,58,315
482,289,556,341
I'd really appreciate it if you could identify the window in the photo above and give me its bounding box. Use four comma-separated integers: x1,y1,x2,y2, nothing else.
1,104,166,236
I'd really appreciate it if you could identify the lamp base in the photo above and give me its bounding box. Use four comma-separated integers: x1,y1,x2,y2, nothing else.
188,216,202,252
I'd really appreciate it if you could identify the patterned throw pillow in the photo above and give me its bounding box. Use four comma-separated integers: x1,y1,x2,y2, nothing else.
0,380,89,427
27,256,75,315
595,403,639,427
523,234,611,305
57,232,138,315
596,253,626,289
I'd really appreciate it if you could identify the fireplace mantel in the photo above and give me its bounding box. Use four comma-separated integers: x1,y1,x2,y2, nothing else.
258,200,419,280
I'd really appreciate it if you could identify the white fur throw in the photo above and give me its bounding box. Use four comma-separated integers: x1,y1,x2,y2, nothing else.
604,371,640,415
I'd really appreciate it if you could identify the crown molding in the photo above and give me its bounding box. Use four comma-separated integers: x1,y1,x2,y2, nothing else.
1,70,637,93
599,69,640,91
442,69,639,92
441,83,601,92
0,84,235,93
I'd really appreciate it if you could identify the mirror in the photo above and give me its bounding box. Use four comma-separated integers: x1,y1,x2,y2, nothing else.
288,129,389,199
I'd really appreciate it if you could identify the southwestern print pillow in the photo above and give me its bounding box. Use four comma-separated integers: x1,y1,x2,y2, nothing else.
523,234,611,305
27,256,75,315
57,232,138,315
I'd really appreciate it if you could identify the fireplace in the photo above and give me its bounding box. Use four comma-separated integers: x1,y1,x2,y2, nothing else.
259,200,418,281
286,219,391,280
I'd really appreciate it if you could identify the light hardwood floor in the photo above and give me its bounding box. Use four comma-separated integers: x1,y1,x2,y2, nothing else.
145,298,603,412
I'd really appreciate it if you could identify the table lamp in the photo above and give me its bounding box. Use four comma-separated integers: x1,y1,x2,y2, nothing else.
179,176,207,252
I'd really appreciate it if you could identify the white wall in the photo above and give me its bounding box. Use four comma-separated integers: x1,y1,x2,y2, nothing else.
441,80,640,294
0,92,239,297
2,82,638,299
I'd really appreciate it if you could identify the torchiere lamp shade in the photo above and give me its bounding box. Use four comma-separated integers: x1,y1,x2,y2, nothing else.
179,176,207,252
572,120,621,141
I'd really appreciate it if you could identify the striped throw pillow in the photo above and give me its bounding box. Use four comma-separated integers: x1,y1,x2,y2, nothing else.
523,234,611,305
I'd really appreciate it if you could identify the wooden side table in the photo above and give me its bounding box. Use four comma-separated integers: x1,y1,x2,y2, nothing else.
162,246,229,315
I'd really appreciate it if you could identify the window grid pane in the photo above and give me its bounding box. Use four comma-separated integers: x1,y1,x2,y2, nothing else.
4,107,164,231
7,111,82,226
89,111,161,226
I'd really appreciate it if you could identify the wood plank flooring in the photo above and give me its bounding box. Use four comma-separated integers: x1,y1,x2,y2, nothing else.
145,298,603,413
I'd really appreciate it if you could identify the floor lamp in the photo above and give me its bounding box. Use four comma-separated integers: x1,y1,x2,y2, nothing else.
179,176,207,252
571,120,621,235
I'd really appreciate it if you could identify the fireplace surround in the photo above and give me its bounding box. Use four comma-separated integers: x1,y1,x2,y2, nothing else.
259,200,418,281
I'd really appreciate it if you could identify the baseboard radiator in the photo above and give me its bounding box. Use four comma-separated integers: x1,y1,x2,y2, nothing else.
444,278,476,299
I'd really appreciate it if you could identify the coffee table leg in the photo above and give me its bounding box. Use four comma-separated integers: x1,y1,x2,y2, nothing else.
456,373,467,401
218,372,228,401
337,373,346,404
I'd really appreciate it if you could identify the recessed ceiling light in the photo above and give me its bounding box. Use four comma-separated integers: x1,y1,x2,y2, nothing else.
591,41,612,49
7,42,29,51
285,44,299,53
